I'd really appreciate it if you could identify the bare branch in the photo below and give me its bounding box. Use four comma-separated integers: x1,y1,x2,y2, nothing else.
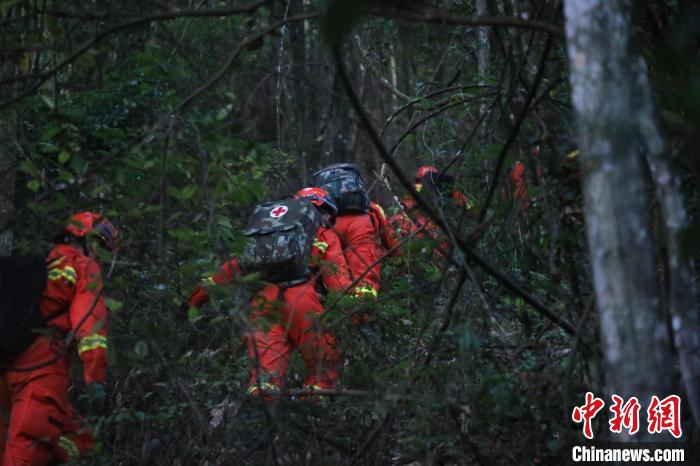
389,92,497,155
380,83,493,136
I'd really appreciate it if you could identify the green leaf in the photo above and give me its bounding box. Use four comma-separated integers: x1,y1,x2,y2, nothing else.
40,94,55,110
41,125,64,140
187,306,201,322
26,201,49,213
19,160,36,175
105,298,123,312
58,150,71,164
27,179,40,191
181,184,198,200
168,184,198,200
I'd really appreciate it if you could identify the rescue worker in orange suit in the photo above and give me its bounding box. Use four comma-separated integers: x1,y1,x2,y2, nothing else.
390,165,478,253
332,200,398,298
509,142,544,210
509,160,530,209
0,212,120,466
330,200,399,329
509,142,580,211
188,188,353,396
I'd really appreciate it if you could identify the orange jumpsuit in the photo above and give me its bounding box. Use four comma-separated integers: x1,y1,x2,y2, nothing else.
331,202,397,294
510,161,530,209
390,197,442,248
188,227,352,392
390,191,476,255
1,244,108,466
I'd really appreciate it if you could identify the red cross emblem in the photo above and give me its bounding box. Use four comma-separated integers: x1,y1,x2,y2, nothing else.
270,205,288,218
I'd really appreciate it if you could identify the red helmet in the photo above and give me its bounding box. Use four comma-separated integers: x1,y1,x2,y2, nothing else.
294,187,338,215
415,165,439,182
65,212,121,252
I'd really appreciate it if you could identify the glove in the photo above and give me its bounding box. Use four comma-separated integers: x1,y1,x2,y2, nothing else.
86,382,106,416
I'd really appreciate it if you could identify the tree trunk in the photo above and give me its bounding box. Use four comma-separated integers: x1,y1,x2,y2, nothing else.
289,0,310,182
0,122,16,256
564,0,677,439
639,90,700,424
476,0,491,140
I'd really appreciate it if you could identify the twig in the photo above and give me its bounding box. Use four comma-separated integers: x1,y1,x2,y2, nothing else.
389,92,497,155
380,84,492,137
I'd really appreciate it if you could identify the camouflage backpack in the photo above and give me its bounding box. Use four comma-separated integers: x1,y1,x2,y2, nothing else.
0,255,47,363
312,163,370,214
239,198,321,287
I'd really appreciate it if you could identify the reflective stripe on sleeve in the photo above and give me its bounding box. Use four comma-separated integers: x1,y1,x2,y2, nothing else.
47,256,65,269
78,334,108,354
373,203,386,218
313,240,328,253
58,435,80,458
48,265,77,285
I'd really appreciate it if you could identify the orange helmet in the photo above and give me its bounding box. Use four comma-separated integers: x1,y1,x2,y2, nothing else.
65,212,121,252
294,187,338,215
416,165,454,191
415,165,439,182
